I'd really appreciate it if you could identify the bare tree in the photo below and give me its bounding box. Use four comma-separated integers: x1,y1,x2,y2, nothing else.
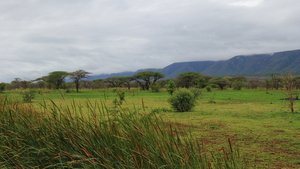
282,72,296,114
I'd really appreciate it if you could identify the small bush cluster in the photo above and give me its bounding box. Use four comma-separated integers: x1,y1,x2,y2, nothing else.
150,84,160,92
151,107,173,113
168,89,196,112
22,90,35,102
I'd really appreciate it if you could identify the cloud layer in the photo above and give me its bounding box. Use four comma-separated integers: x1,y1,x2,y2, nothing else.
1,0,300,82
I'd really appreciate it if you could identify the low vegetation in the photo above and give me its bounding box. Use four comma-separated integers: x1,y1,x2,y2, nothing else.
0,93,245,168
0,87,299,168
1,72,300,168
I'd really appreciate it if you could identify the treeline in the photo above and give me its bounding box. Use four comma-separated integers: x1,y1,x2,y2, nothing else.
1,70,300,92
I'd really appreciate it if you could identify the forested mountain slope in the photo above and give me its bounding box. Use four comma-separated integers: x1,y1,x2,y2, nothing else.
90,49,300,80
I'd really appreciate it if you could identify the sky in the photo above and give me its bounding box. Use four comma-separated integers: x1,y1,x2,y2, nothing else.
1,0,300,83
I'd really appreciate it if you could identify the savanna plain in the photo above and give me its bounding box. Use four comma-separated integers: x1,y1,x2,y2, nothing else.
1,88,300,168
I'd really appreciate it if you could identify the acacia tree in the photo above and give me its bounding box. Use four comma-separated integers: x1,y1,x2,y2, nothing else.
209,77,229,90
176,72,212,88
69,70,92,92
119,76,133,90
132,71,165,90
45,71,69,90
176,72,199,88
105,77,125,88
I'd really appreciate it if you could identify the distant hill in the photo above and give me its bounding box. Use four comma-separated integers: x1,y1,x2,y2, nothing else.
89,49,300,80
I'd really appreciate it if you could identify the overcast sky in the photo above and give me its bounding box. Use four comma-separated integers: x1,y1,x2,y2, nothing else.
1,0,300,83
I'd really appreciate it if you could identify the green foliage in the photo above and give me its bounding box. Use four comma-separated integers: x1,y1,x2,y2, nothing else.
0,83,6,93
176,72,211,88
117,91,125,102
166,79,176,95
44,71,69,90
69,69,92,92
206,85,212,92
113,91,126,106
0,97,245,168
22,90,35,102
65,89,75,93
150,84,160,92
209,77,229,90
132,71,165,90
168,89,196,112
112,87,118,92
151,107,173,113
190,88,202,99
232,81,244,90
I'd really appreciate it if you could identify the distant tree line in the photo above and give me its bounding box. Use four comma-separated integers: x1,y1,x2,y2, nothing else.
2,70,300,92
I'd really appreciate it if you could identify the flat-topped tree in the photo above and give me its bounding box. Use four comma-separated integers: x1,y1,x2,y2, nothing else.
69,70,92,92
133,71,165,90
46,71,69,90
104,77,125,88
176,72,212,88
209,77,229,90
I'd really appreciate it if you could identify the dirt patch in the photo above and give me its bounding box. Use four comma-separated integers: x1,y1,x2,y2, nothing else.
273,130,285,133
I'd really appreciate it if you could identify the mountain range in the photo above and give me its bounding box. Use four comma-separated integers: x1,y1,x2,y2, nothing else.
88,49,300,80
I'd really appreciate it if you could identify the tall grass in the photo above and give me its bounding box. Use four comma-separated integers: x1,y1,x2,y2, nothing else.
0,95,246,168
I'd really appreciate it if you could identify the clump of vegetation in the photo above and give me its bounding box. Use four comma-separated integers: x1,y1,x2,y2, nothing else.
150,84,160,92
112,87,119,92
0,96,245,168
65,89,75,93
0,83,6,93
206,85,212,92
168,89,196,112
190,88,202,99
151,107,173,113
166,79,176,95
113,91,126,107
233,81,244,90
22,90,35,102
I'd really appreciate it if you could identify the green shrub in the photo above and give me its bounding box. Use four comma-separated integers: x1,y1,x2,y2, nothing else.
112,88,118,92
22,90,35,102
168,89,196,112
190,88,202,99
166,80,176,95
0,83,6,93
206,85,212,92
233,81,244,90
117,91,125,104
151,107,173,113
65,89,75,93
211,84,219,88
150,84,160,92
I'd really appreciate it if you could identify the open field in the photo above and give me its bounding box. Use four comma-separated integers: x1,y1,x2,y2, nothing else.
1,88,300,168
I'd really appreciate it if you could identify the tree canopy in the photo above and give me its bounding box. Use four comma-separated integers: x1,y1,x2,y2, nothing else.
132,71,165,90
45,71,69,89
69,69,92,92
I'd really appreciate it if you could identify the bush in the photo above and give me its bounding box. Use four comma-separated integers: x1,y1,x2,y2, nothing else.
206,85,212,92
0,83,6,93
150,84,160,92
65,89,75,93
22,90,35,102
190,88,202,99
166,80,176,95
233,81,244,90
168,89,196,112
151,107,173,113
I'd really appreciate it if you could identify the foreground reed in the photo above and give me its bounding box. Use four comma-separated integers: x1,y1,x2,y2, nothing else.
0,96,247,168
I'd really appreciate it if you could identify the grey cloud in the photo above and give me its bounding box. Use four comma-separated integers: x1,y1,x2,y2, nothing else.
1,0,300,82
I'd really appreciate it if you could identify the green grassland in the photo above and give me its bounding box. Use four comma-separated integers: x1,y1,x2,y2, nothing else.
1,88,300,168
